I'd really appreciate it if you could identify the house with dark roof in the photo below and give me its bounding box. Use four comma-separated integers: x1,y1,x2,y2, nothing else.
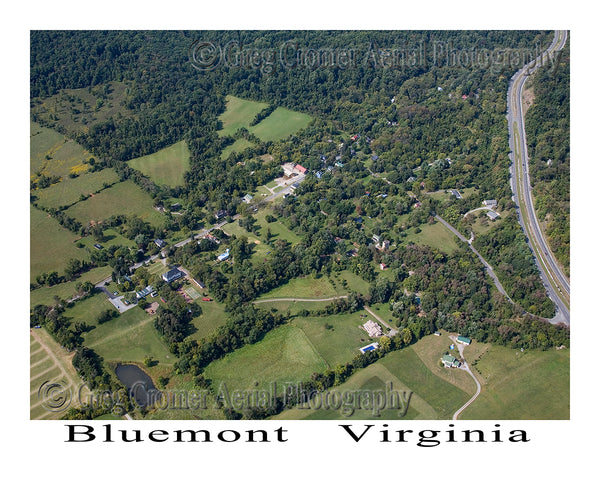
154,239,166,248
162,268,184,284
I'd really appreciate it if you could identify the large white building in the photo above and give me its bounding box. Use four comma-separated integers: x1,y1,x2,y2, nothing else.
363,320,383,337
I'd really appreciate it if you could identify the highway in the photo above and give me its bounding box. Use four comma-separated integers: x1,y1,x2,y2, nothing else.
507,29,570,324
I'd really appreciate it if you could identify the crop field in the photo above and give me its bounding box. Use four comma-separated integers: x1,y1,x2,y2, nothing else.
128,140,190,187
203,324,328,392
217,95,269,137
30,205,88,279
82,307,173,365
30,121,92,179
65,180,164,227
30,328,91,419
462,343,569,419
248,107,313,142
33,168,120,209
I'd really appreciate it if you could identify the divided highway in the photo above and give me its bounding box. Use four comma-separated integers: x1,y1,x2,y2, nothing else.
507,30,570,324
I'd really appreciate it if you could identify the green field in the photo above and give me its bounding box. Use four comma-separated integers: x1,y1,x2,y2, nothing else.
462,343,569,419
292,309,382,367
189,297,228,342
30,121,92,180
221,138,256,159
30,205,88,279
34,168,120,209
404,219,460,254
128,140,190,187
63,293,115,326
218,95,269,137
82,307,173,365
65,180,164,227
30,266,112,307
204,324,328,392
249,107,313,142
254,209,302,245
257,274,341,300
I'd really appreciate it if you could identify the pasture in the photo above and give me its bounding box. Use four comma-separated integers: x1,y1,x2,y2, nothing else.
248,107,313,142
65,180,164,227
189,297,228,342
203,325,328,392
33,168,120,210
82,307,173,366
461,343,569,419
30,121,92,180
257,274,340,300
218,95,269,137
128,140,190,187
403,219,460,254
30,205,88,280
221,138,256,159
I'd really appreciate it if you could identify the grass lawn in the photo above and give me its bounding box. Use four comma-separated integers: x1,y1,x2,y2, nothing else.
221,138,256,159
82,306,173,366
65,180,164,227
218,95,269,137
254,209,302,245
30,327,91,419
292,309,379,367
34,168,120,209
403,219,459,254
248,107,312,142
30,266,113,307
128,140,190,187
204,324,328,392
63,293,115,327
462,344,569,419
30,120,92,179
30,205,88,280
257,274,340,300
188,296,228,342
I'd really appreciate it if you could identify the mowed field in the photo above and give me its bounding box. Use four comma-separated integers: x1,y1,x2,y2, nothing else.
248,107,313,142
204,324,328,392
33,168,120,209
82,306,173,366
128,140,190,187
403,220,460,254
30,328,91,419
30,205,88,279
218,95,269,137
462,343,569,419
65,180,164,227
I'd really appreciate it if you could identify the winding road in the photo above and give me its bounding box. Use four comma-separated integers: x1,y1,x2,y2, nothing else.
507,29,570,324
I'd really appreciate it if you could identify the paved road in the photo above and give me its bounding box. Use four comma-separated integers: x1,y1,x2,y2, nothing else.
448,334,482,420
507,29,570,324
434,215,513,302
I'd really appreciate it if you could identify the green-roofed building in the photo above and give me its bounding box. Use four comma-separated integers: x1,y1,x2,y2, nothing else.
442,354,461,368
457,335,472,345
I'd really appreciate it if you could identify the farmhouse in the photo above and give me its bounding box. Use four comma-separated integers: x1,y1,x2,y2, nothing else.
294,164,307,174
457,335,472,345
450,189,462,199
162,268,184,284
215,210,228,220
154,239,166,248
242,194,253,203
363,319,383,337
442,354,461,368
482,199,498,207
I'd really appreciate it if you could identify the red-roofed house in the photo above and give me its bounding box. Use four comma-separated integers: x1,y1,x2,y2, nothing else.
294,164,307,174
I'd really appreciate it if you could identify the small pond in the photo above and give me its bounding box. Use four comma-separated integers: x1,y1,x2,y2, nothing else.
115,363,162,408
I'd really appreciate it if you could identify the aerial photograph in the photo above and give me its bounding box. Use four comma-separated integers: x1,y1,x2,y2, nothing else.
29,29,570,423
